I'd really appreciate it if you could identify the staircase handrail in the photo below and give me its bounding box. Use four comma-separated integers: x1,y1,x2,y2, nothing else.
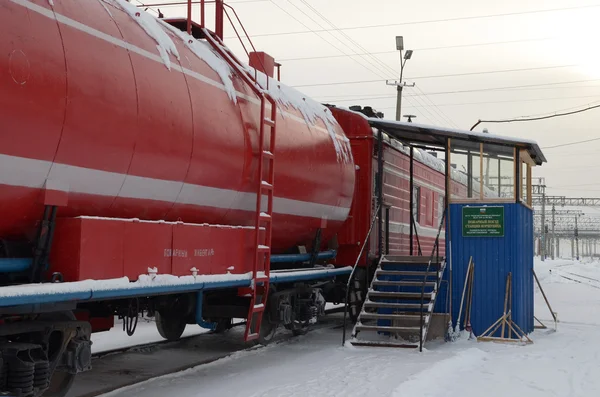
410,212,423,256
419,207,447,352
342,203,381,346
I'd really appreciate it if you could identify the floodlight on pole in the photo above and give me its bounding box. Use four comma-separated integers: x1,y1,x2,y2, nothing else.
396,36,404,51
386,36,415,121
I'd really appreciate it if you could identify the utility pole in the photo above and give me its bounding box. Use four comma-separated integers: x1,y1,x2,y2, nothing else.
550,204,556,260
575,215,580,261
571,238,575,259
551,204,555,260
540,178,546,261
386,36,414,121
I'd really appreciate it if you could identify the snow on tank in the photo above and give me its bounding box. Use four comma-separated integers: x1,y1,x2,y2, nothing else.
95,0,352,163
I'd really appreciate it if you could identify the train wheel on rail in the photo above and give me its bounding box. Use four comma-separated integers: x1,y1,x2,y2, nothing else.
42,311,79,397
155,311,186,342
214,318,233,334
257,311,277,345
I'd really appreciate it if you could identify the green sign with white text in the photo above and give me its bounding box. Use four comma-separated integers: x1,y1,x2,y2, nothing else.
462,206,504,237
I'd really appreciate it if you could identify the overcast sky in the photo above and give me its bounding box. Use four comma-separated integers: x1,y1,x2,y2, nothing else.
148,0,600,200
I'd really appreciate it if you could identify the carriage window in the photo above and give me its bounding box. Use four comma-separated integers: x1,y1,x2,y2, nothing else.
482,143,515,199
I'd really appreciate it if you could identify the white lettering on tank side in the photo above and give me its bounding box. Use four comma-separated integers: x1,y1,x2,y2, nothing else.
194,249,215,257
164,249,188,258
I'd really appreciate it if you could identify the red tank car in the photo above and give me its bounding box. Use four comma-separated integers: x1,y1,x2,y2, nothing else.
0,0,355,254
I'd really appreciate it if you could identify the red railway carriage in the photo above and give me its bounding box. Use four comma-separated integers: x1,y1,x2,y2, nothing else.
330,106,469,267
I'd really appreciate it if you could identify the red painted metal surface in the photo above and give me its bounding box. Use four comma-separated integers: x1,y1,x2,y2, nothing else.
0,1,354,256
249,52,275,78
123,221,173,280
329,107,469,265
49,217,259,282
50,218,126,282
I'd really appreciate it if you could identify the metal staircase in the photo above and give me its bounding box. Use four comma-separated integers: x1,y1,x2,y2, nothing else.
200,27,277,342
350,255,446,348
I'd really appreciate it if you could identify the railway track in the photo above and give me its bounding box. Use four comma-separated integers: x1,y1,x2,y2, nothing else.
554,270,600,290
68,310,346,397
91,320,247,359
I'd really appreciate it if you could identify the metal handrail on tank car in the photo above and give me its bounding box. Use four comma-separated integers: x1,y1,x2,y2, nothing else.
419,208,447,352
341,203,381,346
137,0,272,89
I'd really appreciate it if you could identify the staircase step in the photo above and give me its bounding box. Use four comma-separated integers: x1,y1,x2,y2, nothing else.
382,256,443,266
355,324,420,333
372,280,436,287
375,270,439,277
364,302,430,310
382,255,432,263
350,340,418,348
359,313,429,322
368,291,433,300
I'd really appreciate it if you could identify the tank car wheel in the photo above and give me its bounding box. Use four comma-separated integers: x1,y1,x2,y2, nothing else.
41,311,77,397
290,320,310,337
155,311,186,341
214,318,233,334
257,312,277,346
43,370,76,397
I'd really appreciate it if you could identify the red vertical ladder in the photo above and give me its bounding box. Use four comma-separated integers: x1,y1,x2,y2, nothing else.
244,96,276,341
200,27,277,342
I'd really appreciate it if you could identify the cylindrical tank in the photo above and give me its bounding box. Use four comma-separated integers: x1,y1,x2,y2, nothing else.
0,0,355,254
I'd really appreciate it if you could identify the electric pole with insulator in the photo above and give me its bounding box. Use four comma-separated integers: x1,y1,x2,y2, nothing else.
386,36,415,121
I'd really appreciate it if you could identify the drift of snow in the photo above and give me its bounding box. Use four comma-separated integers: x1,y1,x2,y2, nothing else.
101,0,236,100
0,273,252,301
98,0,113,17
158,21,237,102
253,71,353,164
103,0,179,70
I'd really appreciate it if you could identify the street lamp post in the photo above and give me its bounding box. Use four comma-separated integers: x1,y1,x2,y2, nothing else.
386,36,414,121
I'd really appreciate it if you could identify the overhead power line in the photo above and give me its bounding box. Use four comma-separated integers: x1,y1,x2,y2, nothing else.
469,103,600,133
332,94,600,107
317,78,600,101
265,1,395,83
543,133,600,149
281,0,456,127
233,3,600,38
292,64,579,88
278,37,555,62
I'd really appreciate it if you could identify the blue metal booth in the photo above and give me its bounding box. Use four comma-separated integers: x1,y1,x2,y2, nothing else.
361,119,546,341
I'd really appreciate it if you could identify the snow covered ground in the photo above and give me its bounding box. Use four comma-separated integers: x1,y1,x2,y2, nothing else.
91,317,209,354
98,258,600,397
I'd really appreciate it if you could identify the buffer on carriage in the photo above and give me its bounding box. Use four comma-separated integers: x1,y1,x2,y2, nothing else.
343,116,548,349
